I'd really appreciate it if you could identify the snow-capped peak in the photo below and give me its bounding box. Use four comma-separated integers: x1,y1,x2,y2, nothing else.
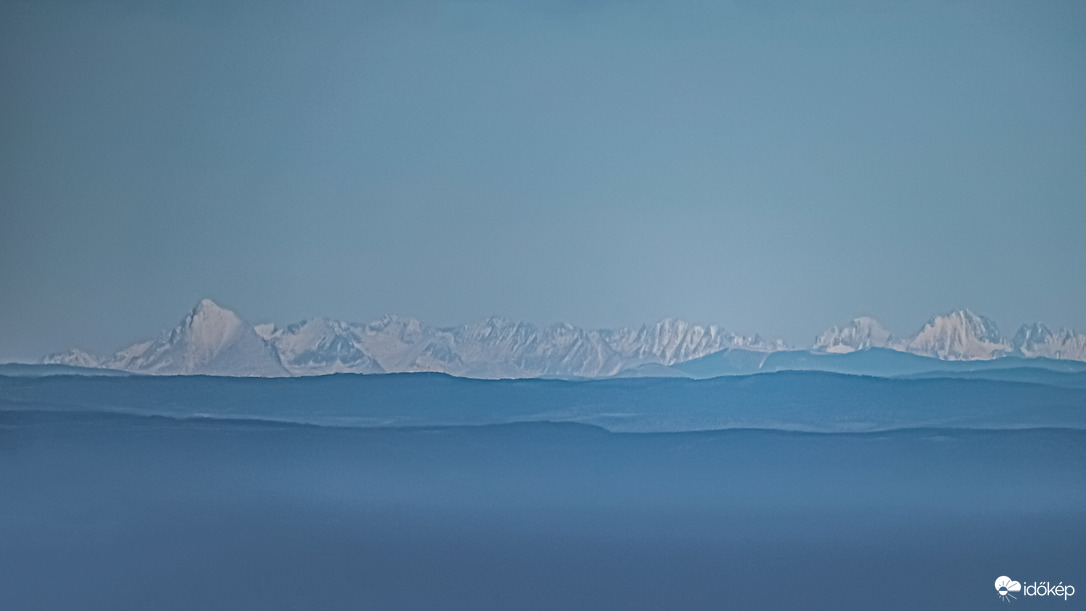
179,299,246,361
902,309,1009,361
41,348,102,368
1013,322,1052,347
195,297,227,313
261,317,383,375
91,299,289,376
1012,323,1086,360
813,317,893,353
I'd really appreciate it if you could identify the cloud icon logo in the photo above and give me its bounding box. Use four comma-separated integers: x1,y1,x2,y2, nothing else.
995,576,1022,601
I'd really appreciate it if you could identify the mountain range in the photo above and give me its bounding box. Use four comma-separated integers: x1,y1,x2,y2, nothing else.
813,310,1086,361
43,299,782,378
39,299,1086,377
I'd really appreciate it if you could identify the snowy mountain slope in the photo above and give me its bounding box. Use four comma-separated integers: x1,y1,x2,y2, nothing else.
284,315,780,378
1012,323,1086,361
259,318,384,376
813,317,893,353
902,309,1009,360
48,300,289,376
41,348,102,369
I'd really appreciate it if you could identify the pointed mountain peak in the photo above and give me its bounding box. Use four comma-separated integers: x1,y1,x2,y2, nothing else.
937,308,990,325
104,298,287,376
905,308,1007,360
813,316,892,353
182,299,244,343
921,309,1002,342
1014,322,1052,343
192,298,235,317
369,313,420,327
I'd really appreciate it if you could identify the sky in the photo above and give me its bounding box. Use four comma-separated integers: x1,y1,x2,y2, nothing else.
2,0,1085,361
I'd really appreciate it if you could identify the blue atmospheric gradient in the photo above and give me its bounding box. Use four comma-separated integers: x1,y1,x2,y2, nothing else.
1,409,1084,610
2,371,1084,608
2,0,1086,361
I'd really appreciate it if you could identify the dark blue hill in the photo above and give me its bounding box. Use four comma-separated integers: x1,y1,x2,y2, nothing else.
2,370,1084,432
672,346,1086,379
1,410,1083,610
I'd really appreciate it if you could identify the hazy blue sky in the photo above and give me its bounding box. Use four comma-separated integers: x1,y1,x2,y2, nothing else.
2,0,1085,360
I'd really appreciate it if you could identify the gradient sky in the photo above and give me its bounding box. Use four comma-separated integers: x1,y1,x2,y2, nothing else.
2,0,1085,361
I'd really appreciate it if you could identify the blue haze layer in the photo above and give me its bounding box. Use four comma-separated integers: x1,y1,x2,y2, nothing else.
3,371,1085,608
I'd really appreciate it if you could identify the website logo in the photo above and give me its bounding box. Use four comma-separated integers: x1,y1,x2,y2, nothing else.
995,576,1076,602
995,576,1021,601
